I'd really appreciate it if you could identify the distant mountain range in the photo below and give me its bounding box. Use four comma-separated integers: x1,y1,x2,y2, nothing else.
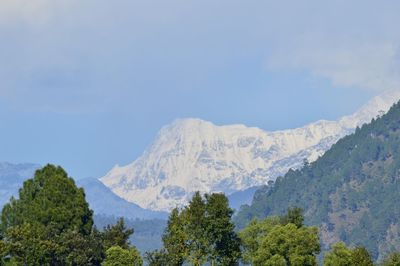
0,163,167,220
0,162,40,207
235,98,400,260
76,178,167,220
100,91,400,211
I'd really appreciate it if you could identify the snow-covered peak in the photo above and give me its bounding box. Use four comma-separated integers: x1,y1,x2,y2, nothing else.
100,90,400,211
339,90,400,128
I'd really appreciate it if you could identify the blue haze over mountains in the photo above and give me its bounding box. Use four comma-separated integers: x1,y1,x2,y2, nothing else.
0,162,167,220
0,162,253,217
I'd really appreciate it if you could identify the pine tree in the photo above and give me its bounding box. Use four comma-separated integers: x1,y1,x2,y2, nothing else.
0,165,101,265
184,192,208,266
162,208,188,265
205,193,241,265
102,217,134,251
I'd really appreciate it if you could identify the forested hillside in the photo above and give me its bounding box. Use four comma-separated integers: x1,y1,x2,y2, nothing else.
236,100,400,260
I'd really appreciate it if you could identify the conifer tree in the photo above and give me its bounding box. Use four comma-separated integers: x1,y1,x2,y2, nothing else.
102,217,134,251
184,192,209,266
162,208,188,265
205,193,241,265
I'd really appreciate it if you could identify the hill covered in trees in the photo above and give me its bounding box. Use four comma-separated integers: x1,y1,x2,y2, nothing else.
235,100,400,260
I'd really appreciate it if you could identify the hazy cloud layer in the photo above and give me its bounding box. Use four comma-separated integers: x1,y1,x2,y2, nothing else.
1,0,399,113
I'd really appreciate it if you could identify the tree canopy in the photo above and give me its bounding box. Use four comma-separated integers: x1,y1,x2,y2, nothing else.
240,208,320,266
0,164,141,265
151,192,241,266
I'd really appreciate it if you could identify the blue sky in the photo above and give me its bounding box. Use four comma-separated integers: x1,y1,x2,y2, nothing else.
0,0,399,178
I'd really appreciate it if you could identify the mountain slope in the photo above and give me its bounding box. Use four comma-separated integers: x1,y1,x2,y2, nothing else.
0,162,40,207
77,178,167,220
0,163,167,220
100,91,400,211
235,99,400,260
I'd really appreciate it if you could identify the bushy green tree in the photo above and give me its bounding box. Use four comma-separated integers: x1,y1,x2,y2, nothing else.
324,242,353,266
253,223,320,266
351,246,373,266
0,164,142,265
280,207,304,228
1,165,93,235
381,252,400,266
102,217,133,250
57,228,104,265
2,223,59,265
102,246,142,266
205,193,241,265
162,208,188,265
144,249,169,266
239,216,281,263
151,192,241,266
324,242,373,266
240,210,319,266
0,165,101,265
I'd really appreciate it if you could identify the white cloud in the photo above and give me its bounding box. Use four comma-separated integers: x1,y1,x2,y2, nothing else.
0,0,77,26
268,39,400,92
263,0,400,92
0,0,400,113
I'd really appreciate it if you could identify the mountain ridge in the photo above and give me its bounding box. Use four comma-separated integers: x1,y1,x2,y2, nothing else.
235,97,400,260
0,163,167,220
100,90,400,211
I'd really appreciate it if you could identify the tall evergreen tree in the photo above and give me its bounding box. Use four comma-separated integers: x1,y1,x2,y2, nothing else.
184,192,208,266
0,165,102,265
154,192,242,266
102,217,133,251
162,208,188,265
1,164,93,235
205,193,241,265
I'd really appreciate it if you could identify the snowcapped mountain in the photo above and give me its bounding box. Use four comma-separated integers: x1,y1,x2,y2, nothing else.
100,91,400,211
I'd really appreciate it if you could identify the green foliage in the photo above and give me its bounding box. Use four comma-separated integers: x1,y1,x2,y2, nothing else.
381,252,400,266
150,192,241,266
102,246,142,266
102,217,134,250
235,101,400,260
94,215,166,253
1,164,93,235
240,211,320,266
239,216,281,263
0,164,140,265
351,246,374,266
205,193,241,265
57,228,104,265
184,192,209,266
324,242,353,266
280,207,304,228
256,223,319,265
323,242,373,266
144,249,169,266
2,223,59,265
162,208,188,265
